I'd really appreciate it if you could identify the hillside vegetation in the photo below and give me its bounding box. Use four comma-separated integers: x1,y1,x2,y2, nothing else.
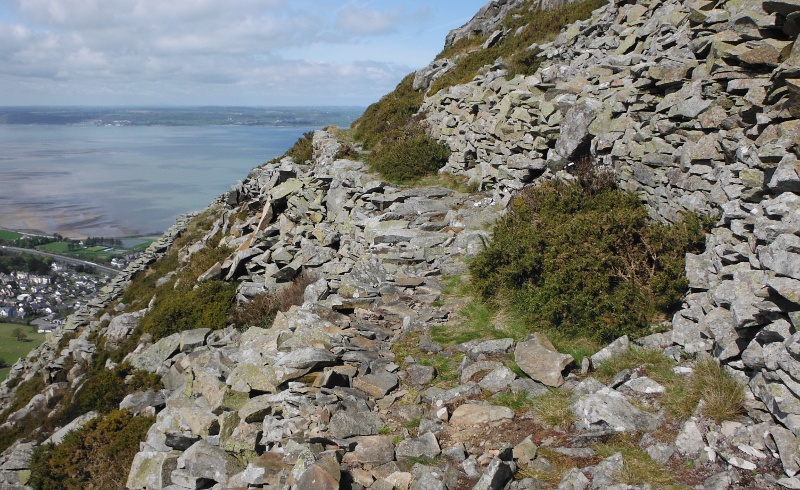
470,164,712,343
351,0,605,183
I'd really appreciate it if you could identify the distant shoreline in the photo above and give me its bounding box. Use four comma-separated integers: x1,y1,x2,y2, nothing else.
0,225,162,242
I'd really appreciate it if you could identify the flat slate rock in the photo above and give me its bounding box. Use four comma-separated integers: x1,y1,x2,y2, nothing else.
449,404,514,427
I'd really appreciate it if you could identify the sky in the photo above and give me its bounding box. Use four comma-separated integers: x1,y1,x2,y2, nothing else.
0,0,489,107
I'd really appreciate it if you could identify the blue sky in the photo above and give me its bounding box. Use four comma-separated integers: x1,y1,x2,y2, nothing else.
0,0,488,106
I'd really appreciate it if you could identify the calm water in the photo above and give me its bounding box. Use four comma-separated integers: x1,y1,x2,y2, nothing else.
0,125,315,237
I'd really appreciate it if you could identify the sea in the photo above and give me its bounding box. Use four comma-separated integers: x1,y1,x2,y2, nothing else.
0,108,362,238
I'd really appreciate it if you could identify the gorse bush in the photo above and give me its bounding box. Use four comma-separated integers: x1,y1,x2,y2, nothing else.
350,76,448,182
367,122,451,183
285,131,314,164
470,172,710,342
30,409,155,490
140,279,236,339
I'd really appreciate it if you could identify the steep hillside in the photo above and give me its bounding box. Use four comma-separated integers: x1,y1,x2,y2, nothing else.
0,0,798,489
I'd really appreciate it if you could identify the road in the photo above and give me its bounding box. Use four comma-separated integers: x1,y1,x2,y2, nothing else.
0,246,119,276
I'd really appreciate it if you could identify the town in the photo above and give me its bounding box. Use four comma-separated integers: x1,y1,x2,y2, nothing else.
0,261,111,333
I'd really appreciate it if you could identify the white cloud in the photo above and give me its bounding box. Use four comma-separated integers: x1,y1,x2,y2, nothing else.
335,5,404,35
0,0,486,105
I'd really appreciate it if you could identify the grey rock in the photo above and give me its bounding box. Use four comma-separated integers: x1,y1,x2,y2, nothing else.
103,310,145,349
472,457,515,490
703,471,734,490
588,452,623,489
179,328,210,353
761,234,800,281
478,366,517,393
572,377,605,396
558,468,590,490
462,338,516,358
126,451,179,490
450,404,514,426
120,391,166,415
515,333,574,387
353,370,399,398
275,347,337,369
128,333,181,372
555,98,601,161
345,436,396,465
177,440,244,485
771,425,800,477
622,376,665,394
676,419,706,458
510,377,550,398
590,336,629,368
406,364,436,385
396,432,441,460
44,411,98,445
645,443,675,465
572,387,663,432
329,411,385,439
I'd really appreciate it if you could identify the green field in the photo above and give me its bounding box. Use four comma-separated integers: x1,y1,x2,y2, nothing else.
0,323,47,382
36,241,71,253
0,229,23,241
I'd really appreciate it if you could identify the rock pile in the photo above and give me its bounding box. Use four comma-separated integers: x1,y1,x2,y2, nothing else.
420,0,800,483
0,0,799,487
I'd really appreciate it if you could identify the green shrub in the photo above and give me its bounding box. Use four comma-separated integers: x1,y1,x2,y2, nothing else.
139,279,236,340
57,363,162,424
30,409,155,490
352,74,424,150
285,131,314,164
470,173,709,342
366,122,451,183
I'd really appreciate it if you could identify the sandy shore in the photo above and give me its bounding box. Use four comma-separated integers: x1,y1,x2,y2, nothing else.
0,204,143,239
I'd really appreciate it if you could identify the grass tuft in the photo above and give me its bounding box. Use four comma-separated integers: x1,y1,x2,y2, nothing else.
662,358,745,423
527,389,576,429
594,434,676,487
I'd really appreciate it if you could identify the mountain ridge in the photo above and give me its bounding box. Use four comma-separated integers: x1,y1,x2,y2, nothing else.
0,0,798,488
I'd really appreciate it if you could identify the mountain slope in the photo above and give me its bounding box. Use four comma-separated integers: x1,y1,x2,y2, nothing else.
0,0,798,488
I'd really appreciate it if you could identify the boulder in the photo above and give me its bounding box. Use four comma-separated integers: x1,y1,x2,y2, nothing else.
514,333,574,387
329,411,385,439
590,336,629,368
450,404,514,426
177,440,245,485
396,432,441,460
128,333,181,372
571,387,663,432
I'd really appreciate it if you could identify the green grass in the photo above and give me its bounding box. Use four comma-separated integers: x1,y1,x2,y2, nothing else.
36,242,71,253
661,358,746,423
0,229,23,241
594,347,676,385
0,323,47,383
430,299,505,345
594,434,677,487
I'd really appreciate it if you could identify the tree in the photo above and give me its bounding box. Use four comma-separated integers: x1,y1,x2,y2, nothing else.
13,327,28,342
0,357,8,368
